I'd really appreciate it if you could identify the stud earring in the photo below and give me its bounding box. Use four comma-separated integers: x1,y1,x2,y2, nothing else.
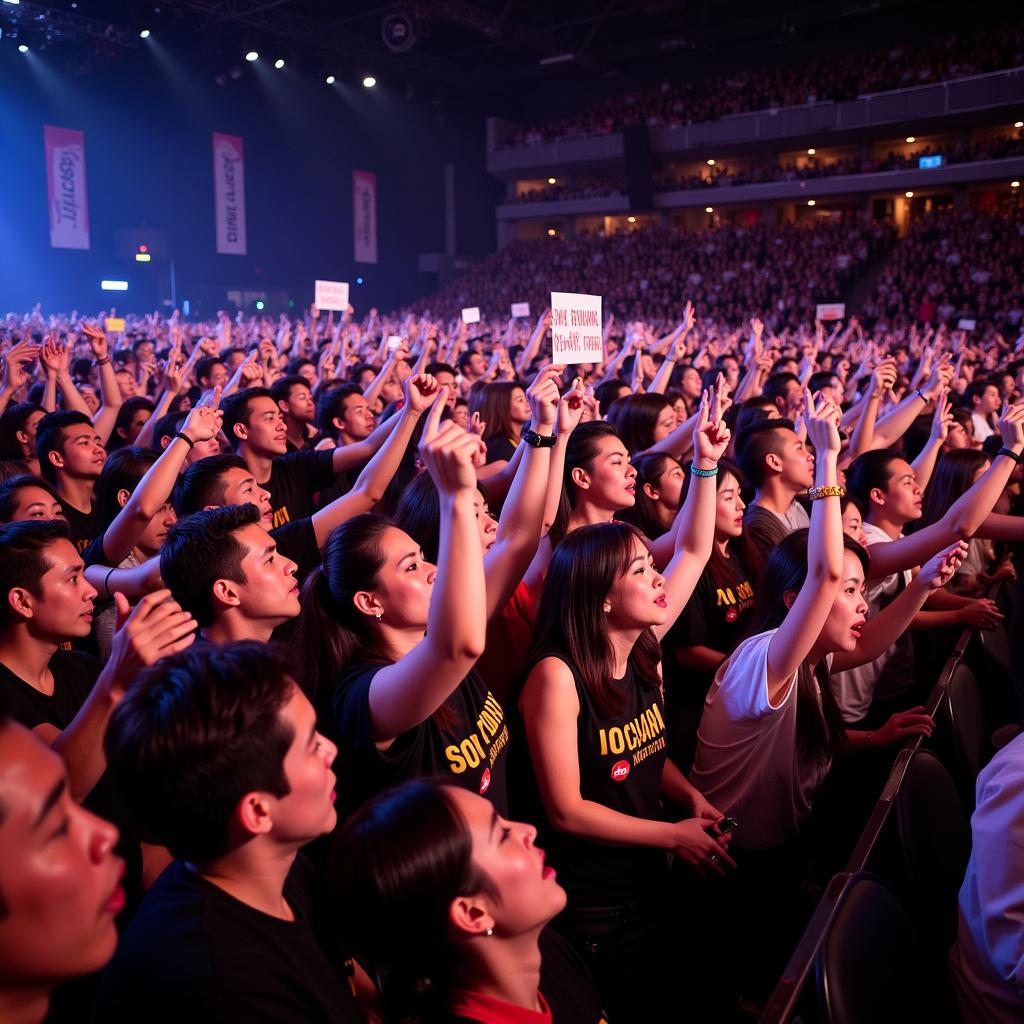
375,611,382,622
485,928,493,937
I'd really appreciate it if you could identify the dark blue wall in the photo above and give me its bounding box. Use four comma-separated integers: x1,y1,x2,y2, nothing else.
0,43,500,315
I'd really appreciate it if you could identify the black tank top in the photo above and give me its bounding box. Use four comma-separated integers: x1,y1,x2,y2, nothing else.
510,650,669,906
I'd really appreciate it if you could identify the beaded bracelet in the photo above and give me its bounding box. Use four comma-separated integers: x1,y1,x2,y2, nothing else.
808,485,845,500
690,464,718,478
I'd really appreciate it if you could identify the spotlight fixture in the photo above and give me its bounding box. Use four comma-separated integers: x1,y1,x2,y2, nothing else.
18,43,28,52
1012,180,1021,188
100,280,129,292
905,191,914,198
627,216,636,223
546,228,557,236
807,148,816,155
362,75,376,88
139,29,150,39
274,58,284,69
807,200,816,206
707,158,715,166
255,300,265,310
547,177,556,185
1015,121,1023,129
705,206,713,213
245,50,258,62
325,74,335,84
906,136,916,143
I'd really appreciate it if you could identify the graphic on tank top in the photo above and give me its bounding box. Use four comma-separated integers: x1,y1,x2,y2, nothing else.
444,689,509,795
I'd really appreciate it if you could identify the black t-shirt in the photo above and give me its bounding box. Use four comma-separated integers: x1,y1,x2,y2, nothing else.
93,856,361,1023
329,663,509,820
264,450,336,529
663,554,756,708
60,497,98,552
509,651,669,906
272,516,322,577
0,649,98,730
444,927,607,1024
485,435,517,465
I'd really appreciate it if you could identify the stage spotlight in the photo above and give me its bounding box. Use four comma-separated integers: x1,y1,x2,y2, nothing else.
274,58,284,69
18,43,28,52
906,136,915,143
546,228,557,236
705,206,713,213
139,29,150,39
1016,121,1024,129
905,191,914,198
255,300,265,310
807,200,816,206
356,277,364,284
245,51,258,62
101,280,129,292
707,158,715,166
362,75,376,88
807,148,816,155
1013,181,1021,188
627,216,636,223
547,177,556,185
326,74,335,84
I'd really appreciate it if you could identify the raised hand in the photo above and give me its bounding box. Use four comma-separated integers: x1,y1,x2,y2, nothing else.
40,334,70,376
803,388,842,456
181,388,224,440
693,386,730,465
525,364,562,430
919,540,968,590
404,373,440,414
1,338,41,395
418,391,486,495
997,401,1024,450
929,388,954,443
81,323,109,361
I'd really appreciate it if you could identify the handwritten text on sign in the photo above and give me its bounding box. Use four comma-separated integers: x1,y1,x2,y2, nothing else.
315,280,349,312
551,292,602,364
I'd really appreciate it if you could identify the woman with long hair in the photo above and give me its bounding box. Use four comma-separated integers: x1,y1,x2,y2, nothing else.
334,780,606,1024
662,457,755,770
0,402,46,476
470,380,532,477
690,392,963,1001
615,452,685,539
299,370,563,818
512,390,733,1020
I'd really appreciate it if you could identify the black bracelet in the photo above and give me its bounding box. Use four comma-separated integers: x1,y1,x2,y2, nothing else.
174,431,195,449
103,567,116,600
522,428,556,448
998,447,1022,464
96,357,111,366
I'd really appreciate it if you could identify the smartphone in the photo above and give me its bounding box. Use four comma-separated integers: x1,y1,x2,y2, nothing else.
716,816,739,836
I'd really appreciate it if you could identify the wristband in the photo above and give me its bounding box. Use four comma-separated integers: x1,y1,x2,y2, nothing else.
96,357,111,366
913,387,927,403
690,464,718,478
103,567,116,600
998,447,1022,464
808,485,845,500
174,431,195,449
521,429,556,448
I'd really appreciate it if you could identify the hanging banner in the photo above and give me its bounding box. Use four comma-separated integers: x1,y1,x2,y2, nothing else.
44,125,90,250
353,169,378,264
212,132,247,255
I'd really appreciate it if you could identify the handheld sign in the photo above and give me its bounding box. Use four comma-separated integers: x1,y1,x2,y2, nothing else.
511,301,531,318
387,335,403,350
551,291,603,365
957,318,976,331
461,306,481,325
815,303,845,322
104,317,126,334
314,280,350,312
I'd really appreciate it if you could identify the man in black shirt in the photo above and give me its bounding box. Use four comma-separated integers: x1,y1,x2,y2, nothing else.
272,374,318,452
98,642,361,1023
34,411,106,551
0,713,124,1024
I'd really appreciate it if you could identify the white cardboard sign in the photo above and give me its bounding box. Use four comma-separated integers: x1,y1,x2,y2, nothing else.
461,306,481,324
551,291,602,364
511,301,531,318
957,318,976,331
815,302,846,321
314,280,349,312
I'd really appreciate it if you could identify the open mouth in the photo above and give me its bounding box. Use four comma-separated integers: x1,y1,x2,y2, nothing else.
654,594,668,608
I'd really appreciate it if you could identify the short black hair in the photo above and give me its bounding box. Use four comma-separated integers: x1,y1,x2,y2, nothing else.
104,641,293,862
735,418,797,488
194,355,225,385
763,372,801,406
150,410,188,450
220,387,274,449
316,384,363,438
0,520,71,626
160,504,260,625
0,475,61,523
270,374,311,405
34,411,95,484
424,362,455,378
173,453,248,516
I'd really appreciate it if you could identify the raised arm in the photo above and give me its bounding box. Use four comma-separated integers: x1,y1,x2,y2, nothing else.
515,309,550,378
81,324,123,445
910,390,953,494
364,396,488,742
765,392,844,699
0,339,41,416
39,336,91,417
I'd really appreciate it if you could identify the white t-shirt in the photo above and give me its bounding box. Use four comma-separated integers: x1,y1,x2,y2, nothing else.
950,734,1024,1024
972,412,995,443
829,521,913,723
690,629,832,850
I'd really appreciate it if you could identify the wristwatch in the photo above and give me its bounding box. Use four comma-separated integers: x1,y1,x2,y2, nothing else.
522,429,556,448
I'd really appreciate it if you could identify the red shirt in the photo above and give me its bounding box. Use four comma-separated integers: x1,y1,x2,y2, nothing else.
448,989,552,1024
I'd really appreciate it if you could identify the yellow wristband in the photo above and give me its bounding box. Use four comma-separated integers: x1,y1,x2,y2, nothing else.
808,485,845,501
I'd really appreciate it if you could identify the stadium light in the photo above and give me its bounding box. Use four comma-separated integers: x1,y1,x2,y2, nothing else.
18,43,28,52
906,136,916,143
1015,121,1023,129
245,51,258,62
807,200,816,206
139,29,150,39
362,76,376,88
707,159,715,166
101,280,129,292
807,148,816,155
274,58,285,69
627,216,636,223
1013,181,1021,188
325,75,335,84
705,206,713,214
905,191,914,198
547,177,556,185
546,228,557,236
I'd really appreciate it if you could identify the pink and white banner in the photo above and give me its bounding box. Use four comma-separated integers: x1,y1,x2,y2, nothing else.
44,125,90,250
353,169,378,264
212,132,247,255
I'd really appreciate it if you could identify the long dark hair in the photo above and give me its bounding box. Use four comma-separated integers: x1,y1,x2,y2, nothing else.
526,522,661,719
744,529,862,764
606,393,671,456
617,452,679,539
93,446,159,534
549,421,623,545
0,402,43,461
469,381,523,444
393,472,487,565
107,396,154,451
297,514,458,731
914,449,990,532
332,780,498,1024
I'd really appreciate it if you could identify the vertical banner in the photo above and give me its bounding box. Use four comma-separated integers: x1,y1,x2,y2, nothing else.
212,132,247,255
353,169,378,264
43,125,90,250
